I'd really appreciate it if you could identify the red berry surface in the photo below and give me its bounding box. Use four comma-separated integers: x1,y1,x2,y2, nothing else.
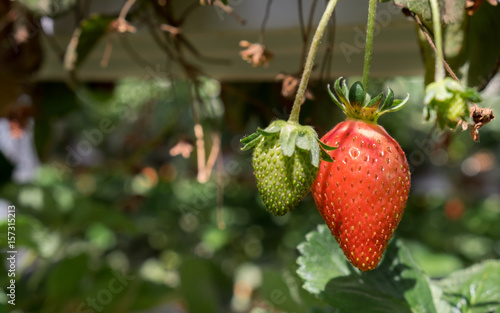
312,119,411,271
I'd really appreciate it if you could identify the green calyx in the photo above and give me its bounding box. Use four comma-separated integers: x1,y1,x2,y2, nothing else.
424,77,482,130
241,120,336,167
328,77,410,123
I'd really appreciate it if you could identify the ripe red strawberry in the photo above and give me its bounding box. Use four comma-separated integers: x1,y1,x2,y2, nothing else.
312,78,411,271
242,120,334,216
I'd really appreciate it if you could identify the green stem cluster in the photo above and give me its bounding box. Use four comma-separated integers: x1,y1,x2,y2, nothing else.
289,0,340,123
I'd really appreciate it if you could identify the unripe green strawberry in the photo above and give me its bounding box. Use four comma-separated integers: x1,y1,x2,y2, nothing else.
424,77,482,130
312,78,411,271
242,120,334,216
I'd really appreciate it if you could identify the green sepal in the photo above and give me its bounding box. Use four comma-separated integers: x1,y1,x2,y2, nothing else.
263,121,284,133
241,137,262,151
257,128,279,136
365,92,384,108
310,142,320,167
461,87,482,103
327,84,346,111
241,132,262,150
348,81,366,108
318,139,337,151
379,88,394,111
383,93,410,114
317,138,335,163
280,124,298,157
319,148,333,163
241,132,259,144
334,77,349,108
296,131,313,151
241,119,325,168
328,77,410,123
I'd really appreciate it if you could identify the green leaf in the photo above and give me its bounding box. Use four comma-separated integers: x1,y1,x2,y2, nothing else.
64,15,115,71
297,225,438,313
428,282,456,313
388,0,465,24
47,254,89,299
418,2,500,88
179,257,222,313
257,269,322,313
280,126,297,157
460,3,500,88
0,215,41,250
437,260,500,313
297,225,352,295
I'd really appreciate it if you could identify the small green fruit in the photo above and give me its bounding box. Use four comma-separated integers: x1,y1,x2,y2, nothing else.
241,120,334,216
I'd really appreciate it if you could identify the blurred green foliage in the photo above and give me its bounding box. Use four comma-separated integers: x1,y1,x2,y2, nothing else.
0,74,499,312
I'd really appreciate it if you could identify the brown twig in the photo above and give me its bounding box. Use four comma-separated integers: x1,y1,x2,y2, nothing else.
259,0,274,44
160,24,180,36
213,0,246,25
100,33,115,68
194,123,207,183
178,1,200,24
142,15,175,59
177,34,231,65
216,148,226,230
205,132,221,180
411,11,460,82
119,34,155,69
119,0,137,21
298,0,307,67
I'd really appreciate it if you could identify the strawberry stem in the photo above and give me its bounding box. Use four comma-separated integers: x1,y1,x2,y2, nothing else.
289,0,339,124
361,0,377,90
429,0,445,82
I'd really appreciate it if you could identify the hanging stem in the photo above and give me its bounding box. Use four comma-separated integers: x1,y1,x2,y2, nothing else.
288,0,339,123
361,0,377,90
429,0,445,81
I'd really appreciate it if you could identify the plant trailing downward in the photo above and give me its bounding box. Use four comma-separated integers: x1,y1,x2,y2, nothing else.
311,77,411,271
